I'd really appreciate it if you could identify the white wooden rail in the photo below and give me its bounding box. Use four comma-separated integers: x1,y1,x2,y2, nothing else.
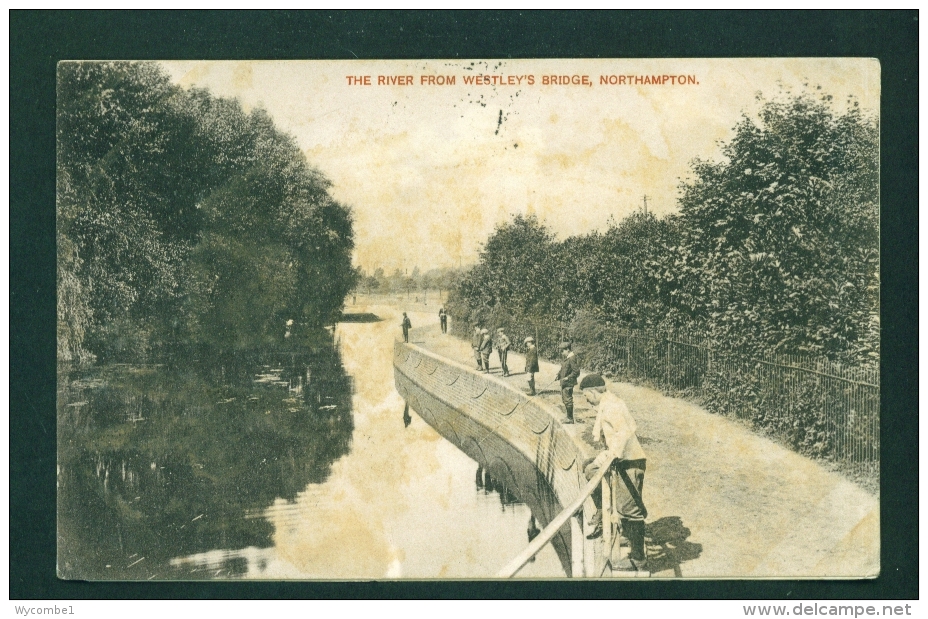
497,454,620,578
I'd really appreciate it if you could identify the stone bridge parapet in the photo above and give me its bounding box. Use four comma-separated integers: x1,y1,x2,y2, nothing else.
393,340,596,514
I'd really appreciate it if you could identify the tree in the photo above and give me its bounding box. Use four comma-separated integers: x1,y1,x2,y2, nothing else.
666,90,879,361
57,62,358,361
57,62,195,359
454,214,558,316
370,267,386,293
569,212,677,330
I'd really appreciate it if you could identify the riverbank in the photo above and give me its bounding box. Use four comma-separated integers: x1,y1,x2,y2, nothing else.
409,321,879,578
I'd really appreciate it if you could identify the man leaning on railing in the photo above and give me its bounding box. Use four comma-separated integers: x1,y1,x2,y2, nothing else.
580,373,649,572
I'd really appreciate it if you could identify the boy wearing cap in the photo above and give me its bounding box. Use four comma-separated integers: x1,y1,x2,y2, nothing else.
400,312,412,343
495,328,511,377
556,342,581,423
524,337,539,395
580,373,648,572
478,328,494,372
471,325,484,370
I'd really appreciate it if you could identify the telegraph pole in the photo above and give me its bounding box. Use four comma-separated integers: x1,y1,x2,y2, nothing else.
642,195,649,215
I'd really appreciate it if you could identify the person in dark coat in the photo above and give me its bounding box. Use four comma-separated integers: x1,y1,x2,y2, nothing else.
524,336,539,395
556,341,581,423
471,325,484,370
401,312,412,343
478,328,494,372
438,308,448,333
495,328,511,377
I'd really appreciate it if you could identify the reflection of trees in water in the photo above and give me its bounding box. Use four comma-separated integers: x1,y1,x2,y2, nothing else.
57,337,354,580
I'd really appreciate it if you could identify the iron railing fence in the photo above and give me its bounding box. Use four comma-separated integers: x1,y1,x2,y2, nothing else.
450,310,878,473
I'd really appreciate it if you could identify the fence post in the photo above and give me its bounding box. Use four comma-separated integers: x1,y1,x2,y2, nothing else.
705,343,712,398
666,338,672,388
583,501,596,577
571,514,585,577
602,474,612,569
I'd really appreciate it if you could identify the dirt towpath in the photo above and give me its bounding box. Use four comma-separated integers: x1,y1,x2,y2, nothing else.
410,321,879,578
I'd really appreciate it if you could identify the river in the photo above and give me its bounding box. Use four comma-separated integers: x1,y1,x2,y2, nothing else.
57,301,564,579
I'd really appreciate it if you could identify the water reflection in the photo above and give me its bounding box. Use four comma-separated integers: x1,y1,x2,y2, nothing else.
401,398,570,576
527,516,541,563
57,338,354,580
59,304,564,579
402,403,412,428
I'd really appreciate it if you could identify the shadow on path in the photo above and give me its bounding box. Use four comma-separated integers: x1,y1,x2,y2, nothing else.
645,516,703,577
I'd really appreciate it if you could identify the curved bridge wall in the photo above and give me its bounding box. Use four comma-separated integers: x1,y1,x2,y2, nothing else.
393,341,593,512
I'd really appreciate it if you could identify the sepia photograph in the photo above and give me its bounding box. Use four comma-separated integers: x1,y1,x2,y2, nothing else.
56,57,881,580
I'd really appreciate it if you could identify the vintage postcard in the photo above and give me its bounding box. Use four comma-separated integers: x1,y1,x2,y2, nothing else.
57,58,880,580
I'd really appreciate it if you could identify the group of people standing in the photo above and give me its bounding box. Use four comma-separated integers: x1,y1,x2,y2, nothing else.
468,324,583,415
400,308,648,572
470,324,516,378
466,323,647,572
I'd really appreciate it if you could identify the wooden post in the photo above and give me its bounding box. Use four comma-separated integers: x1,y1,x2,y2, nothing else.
570,515,584,577
706,347,712,397
602,473,613,570
610,473,623,566
583,501,596,577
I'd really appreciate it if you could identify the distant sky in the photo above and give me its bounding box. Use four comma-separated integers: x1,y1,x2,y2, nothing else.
161,59,879,273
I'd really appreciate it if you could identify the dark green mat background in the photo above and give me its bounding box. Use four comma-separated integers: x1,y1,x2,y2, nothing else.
10,10,917,599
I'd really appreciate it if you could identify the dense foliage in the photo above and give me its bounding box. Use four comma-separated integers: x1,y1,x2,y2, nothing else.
449,91,879,369
665,91,879,361
57,62,358,362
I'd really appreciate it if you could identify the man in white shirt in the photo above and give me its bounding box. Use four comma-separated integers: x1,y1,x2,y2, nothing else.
580,373,648,572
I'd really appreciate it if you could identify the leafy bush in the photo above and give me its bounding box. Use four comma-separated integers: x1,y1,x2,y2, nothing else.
450,89,878,372
664,90,879,365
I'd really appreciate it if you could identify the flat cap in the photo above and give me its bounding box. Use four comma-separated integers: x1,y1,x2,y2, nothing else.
579,374,606,389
